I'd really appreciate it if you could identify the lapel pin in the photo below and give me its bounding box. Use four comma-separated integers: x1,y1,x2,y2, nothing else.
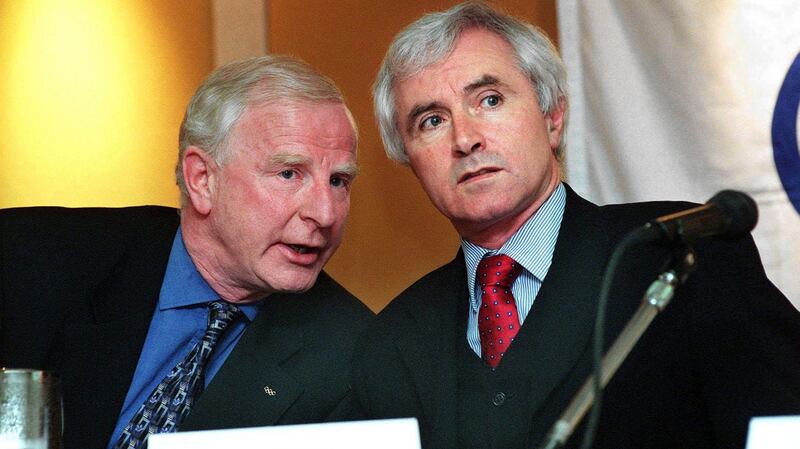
263,385,277,396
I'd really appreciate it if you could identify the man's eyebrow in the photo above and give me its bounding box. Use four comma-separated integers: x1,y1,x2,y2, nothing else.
270,152,311,166
335,161,359,179
271,152,359,178
406,101,445,133
464,74,501,94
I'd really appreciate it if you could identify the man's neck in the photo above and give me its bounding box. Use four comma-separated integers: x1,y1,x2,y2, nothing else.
457,180,560,249
179,213,265,304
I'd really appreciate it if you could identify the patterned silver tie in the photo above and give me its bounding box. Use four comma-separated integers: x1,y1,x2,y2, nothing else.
113,301,243,449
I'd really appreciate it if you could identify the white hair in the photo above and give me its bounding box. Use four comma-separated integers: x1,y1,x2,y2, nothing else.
176,55,355,203
373,1,567,164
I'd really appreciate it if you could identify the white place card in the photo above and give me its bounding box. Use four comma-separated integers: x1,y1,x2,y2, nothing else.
149,418,421,449
746,416,800,449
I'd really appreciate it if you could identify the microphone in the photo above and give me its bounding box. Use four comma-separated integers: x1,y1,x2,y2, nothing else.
632,190,758,244
540,191,758,449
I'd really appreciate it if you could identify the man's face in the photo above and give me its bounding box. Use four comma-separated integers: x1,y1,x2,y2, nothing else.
394,28,564,248
206,100,356,300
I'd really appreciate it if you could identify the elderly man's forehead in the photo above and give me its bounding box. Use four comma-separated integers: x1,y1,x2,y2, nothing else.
243,98,357,134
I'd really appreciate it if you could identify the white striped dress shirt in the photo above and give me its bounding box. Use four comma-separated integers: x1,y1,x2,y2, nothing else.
462,183,566,357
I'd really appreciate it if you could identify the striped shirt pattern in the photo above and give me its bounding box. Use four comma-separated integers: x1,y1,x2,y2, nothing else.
462,182,567,358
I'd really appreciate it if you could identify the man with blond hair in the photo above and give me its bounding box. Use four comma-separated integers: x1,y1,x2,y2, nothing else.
1,55,372,449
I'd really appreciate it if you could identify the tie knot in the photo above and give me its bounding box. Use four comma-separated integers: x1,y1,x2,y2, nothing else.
477,254,522,290
207,300,243,334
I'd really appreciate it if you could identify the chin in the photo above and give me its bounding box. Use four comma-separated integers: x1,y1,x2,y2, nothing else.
268,269,322,294
459,205,517,224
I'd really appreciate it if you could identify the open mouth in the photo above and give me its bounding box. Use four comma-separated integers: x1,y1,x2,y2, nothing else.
459,168,500,183
289,244,316,255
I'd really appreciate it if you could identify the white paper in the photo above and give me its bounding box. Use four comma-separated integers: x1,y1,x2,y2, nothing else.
746,416,800,449
149,418,421,449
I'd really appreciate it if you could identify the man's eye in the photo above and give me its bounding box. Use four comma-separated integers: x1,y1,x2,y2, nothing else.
280,169,296,179
330,175,350,188
420,115,444,130
481,94,501,108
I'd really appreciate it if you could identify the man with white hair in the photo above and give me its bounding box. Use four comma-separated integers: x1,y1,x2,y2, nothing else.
352,3,800,448
1,55,372,449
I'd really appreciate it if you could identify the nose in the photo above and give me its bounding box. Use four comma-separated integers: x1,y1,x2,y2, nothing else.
451,114,485,157
299,180,339,229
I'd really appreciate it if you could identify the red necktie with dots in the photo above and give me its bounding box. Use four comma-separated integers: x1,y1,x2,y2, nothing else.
477,254,523,368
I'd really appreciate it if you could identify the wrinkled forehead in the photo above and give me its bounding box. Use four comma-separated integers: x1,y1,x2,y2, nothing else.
247,98,358,145
221,100,357,168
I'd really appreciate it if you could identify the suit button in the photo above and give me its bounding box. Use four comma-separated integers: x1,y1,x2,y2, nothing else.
492,392,506,406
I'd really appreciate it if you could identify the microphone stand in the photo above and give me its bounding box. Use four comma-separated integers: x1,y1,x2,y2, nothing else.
539,248,696,449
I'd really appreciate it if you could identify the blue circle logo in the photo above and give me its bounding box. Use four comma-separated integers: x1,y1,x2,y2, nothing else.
772,52,800,215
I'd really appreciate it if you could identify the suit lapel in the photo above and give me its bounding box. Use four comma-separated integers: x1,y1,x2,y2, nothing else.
62,217,177,449
506,186,609,417
393,256,465,447
64,304,156,447
182,292,306,430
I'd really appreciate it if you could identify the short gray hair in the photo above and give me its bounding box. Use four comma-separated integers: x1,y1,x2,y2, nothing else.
373,1,567,164
177,55,355,203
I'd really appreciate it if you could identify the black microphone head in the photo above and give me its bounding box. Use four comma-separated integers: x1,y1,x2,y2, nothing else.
707,190,759,238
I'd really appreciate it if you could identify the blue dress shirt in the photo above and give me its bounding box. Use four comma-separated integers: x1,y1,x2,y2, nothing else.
107,229,262,449
462,183,566,357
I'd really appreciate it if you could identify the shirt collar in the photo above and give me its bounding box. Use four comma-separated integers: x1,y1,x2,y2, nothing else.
461,182,567,308
158,228,261,322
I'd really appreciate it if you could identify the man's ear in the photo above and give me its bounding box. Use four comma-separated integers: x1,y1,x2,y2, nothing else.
183,146,217,216
545,97,567,151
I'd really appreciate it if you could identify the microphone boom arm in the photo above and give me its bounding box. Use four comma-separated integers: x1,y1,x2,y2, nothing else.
539,249,697,449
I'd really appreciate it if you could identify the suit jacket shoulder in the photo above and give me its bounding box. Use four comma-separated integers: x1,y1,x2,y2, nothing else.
1,206,180,449
1,205,180,368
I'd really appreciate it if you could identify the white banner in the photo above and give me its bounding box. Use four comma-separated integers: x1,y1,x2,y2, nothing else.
558,0,800,308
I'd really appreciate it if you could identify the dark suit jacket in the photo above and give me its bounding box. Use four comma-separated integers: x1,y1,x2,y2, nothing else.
0,206,373,449
352,186,800,449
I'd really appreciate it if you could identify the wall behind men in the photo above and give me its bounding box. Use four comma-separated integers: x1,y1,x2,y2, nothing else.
269,0,559,311
0,1,213,207
0,0,557,312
